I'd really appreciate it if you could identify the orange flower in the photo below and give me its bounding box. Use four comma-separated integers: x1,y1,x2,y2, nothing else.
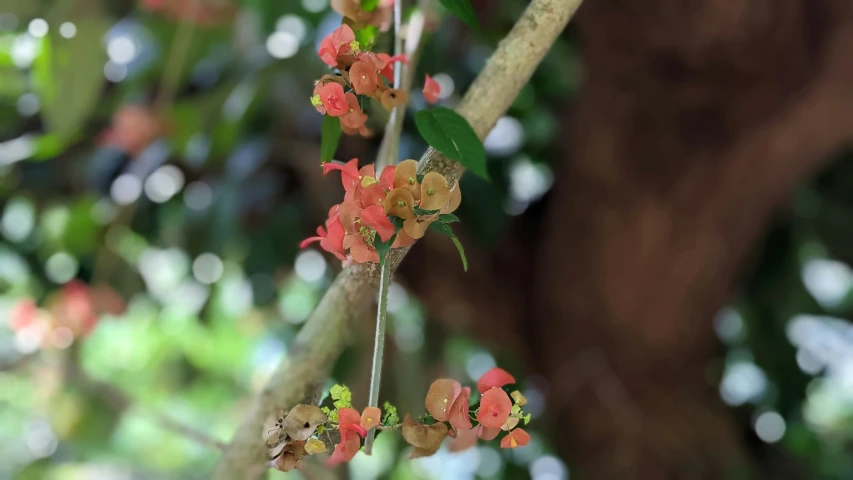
384,188,415,219
344,234,379,264
340,92,368,130
477,367,516,394
441,182,462,214
477,388,512,429
500,428,531,449
425,379,462,422
380,89,409,111
478,425,500,440
327,407,368,466
403,216,437,239
419,172,450,211
401,414,448,458
350,59,380,95
423,74,441,104
361,406,382,431
393,159,420,199
299,214,347,260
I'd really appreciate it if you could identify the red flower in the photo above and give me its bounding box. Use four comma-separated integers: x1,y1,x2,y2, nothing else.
360,205,395,242
318,24,355,67
375,53,409,82
448,387,472,430
340,93,368,130
500,428,531,449
300,213,346,260
319,83,349,117
327,407,367,465
477,367,516,393
423,74,441,104
379,165,395,191
323,158,361,191
477,388,512,429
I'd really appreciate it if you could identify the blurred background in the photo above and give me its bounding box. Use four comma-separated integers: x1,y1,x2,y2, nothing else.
2,0,853,479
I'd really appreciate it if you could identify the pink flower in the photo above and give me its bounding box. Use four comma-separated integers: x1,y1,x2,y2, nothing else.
350,59,379,95
500,428,531,449
9,298,37,331
312,81,326,114
318,24,355,67
319,83,349,117
478,425,500,440
477,388,512,429
361,205,395,242
423,74,441,103
379,165,395,191
340,93,368,130
448,426,479,452
448,386,472,430
477,367,516,394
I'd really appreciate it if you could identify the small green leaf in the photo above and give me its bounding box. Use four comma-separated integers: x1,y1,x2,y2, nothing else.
361,0,380,11
416,174,426,183
428,222,468,271
375,235,395,264
389,216,405,232
439,213,460,223
354,25,379,50
413,206,440,216
415,107,488,180
437,0,479,31
320,115,342,162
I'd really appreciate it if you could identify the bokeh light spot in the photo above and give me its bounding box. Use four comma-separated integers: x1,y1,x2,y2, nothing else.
192,253,224,285
754,411,786,443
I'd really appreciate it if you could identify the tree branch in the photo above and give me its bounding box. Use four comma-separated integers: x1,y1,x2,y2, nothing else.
211,0,583,477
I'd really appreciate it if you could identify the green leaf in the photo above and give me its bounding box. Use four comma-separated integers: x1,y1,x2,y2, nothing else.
389,216,405,232
428,222,468,271
415,107,488,180
375,235,395,265
416,174,426,183
437,0,479,31
439,213,460,223
320,116,342,162
413,206,440,216
354,25,379,50
33,18,109,145
361,0,380,11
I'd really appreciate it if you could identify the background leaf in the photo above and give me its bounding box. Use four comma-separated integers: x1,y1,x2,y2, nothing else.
321,115,342,162
437,0,479,31
33,18,109,144
415,107,488,180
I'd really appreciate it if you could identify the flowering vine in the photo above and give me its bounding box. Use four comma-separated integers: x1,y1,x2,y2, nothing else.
265,368,531,472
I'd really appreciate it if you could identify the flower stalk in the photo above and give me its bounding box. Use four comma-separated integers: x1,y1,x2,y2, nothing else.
363,257,392,454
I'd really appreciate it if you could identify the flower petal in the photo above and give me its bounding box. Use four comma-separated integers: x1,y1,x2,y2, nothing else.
478,425,500,440
338,407,361,426
477,367,516,394
500,428,531,449
361,406,382,431
423,74,441,104
401,414,448,453
448,427,479,452
477,388,512,429
448,386,472,430
305,438,327,454
361,205,395,242
425,379,462,422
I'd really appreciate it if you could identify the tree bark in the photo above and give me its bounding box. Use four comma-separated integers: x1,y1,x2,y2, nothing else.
533,1,853,478
406,1,853,478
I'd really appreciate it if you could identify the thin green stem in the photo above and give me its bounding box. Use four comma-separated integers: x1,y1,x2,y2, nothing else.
363,258,392,454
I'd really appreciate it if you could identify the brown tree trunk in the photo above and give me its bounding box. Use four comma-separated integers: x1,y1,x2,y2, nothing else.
533,1,853,478
406,0,853,478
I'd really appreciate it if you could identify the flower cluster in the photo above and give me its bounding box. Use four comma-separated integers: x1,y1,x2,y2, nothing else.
332,0,394,32
300,159,461,265
7,281,125,349
311,24,441,136
266,368,531,473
